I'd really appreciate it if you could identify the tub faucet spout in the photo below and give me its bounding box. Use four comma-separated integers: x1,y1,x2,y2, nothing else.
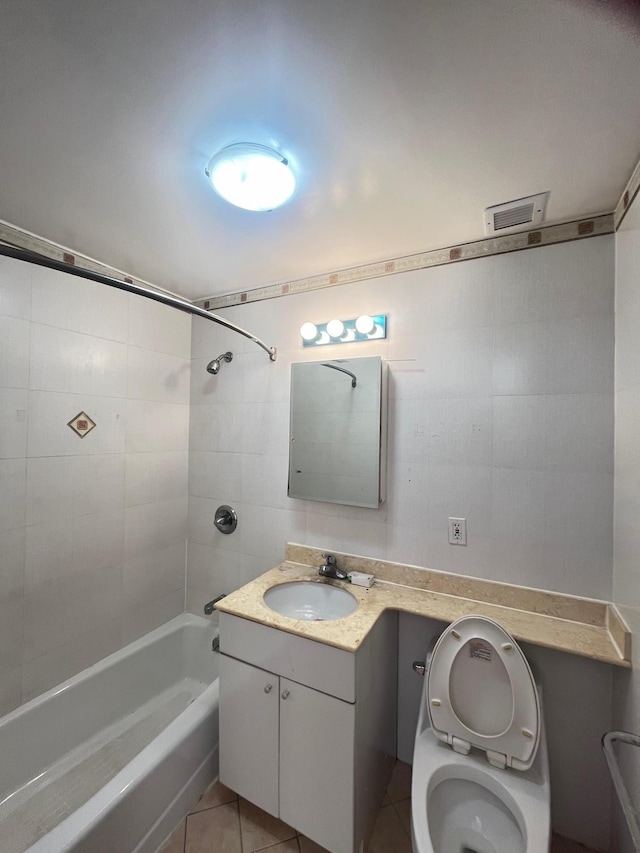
318,553,348,581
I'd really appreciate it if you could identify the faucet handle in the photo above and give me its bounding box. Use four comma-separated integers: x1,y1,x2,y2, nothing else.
321,553,337,566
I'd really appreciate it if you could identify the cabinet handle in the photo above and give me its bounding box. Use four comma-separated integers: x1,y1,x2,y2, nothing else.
281,689,290,700
264,684,273,694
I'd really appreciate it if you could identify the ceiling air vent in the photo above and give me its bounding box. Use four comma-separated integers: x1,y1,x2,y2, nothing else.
484,192,549,236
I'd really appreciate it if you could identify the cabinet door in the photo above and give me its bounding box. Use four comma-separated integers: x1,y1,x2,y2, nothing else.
219,654,280,816
279,678,355,853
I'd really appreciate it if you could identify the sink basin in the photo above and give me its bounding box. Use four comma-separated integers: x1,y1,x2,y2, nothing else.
263,581,358,621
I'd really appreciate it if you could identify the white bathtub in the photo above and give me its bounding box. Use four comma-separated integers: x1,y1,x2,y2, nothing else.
0,614,219,853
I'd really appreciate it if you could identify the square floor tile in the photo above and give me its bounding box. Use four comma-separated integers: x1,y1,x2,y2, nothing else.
368,803,412,853
186,802,241,853
239,797,297,852
158,818,186,853
392,798,411,838
298,836,330,853
550,834,599,853
385,760,412,803
260,840,301,853
189,780,237,814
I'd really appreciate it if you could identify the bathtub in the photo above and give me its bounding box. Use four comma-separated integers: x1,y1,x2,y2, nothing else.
0,614,219,853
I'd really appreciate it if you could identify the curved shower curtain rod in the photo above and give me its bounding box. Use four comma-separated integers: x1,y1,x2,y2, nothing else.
0,243,277,362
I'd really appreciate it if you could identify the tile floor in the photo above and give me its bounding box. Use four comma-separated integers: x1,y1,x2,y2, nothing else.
157,761,599,853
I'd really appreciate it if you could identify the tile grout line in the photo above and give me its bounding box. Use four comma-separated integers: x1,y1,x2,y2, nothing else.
238,797,244,853
389,797,412,841
250,837,299,853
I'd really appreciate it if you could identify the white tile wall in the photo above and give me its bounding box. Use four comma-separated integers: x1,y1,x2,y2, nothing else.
0,233,619,846
128,294,192,359
31,266,129,341
188,235,614,612
0,387,28,459
125,450,188,507
124,497,188,560
0,597,24,672
126,399,190,452
0,317,30,388
0,527,25,604
119,588,185,646
21,617,122,704
24,454,126,526
126,346,190,404
0,459,27,532
186,236,616,848
123,542,186,602
29,323,128,396
0,665,22,717
27,391,127,456
190,451,243,501
0,255,31,319
0,257,191,713
613,192,640,853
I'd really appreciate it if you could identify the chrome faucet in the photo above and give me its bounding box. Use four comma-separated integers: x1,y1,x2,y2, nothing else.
318,553,348,581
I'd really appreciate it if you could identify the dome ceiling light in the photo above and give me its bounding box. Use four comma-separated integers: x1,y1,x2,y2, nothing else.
205,143,296,212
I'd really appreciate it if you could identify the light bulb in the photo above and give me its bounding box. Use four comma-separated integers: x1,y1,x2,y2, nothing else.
300,322,318,341
355,314,375,335
206,143,296,211
326,319,345,338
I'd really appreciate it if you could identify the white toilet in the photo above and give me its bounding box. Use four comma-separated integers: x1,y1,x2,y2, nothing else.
411,615,551,853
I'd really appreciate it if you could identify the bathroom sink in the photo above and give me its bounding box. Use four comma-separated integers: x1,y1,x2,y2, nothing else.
263,581,358,621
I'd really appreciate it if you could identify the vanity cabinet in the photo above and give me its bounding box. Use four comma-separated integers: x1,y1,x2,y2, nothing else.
218,655,280,815
220,655,354,848
218,611,397,853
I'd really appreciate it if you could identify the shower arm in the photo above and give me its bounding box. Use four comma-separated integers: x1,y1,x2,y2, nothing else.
321,362,357,387
0,243,277,362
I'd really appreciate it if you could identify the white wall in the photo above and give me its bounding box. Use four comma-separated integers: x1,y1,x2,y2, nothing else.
612,191,640,852
188,235,616,847
0,255,191,714
188,235,614,605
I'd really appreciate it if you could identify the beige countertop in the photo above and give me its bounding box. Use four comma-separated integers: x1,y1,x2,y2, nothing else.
215,544,631,667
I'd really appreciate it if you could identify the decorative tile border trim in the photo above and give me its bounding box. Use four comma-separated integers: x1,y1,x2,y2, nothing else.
614,155,640,230
0,219,186,301
196,214,614,311
6,154,639,311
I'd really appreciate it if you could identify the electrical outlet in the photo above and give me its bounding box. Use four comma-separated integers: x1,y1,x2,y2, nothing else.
448,517,467,546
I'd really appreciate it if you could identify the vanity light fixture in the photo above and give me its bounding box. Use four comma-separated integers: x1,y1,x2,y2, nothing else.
300,322,320,342
300,314,387,348
355,314,375,335
205,143,296,211
326,318,346,339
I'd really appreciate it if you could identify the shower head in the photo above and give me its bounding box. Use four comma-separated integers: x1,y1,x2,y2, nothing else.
206,351,233,375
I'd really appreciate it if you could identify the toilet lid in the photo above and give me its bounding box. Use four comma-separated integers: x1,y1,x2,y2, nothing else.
426,615,540,770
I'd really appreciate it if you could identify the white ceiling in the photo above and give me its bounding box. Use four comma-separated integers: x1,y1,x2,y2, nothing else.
1,0,640,301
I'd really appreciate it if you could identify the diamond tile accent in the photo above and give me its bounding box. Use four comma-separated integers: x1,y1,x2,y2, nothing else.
67,411,96,438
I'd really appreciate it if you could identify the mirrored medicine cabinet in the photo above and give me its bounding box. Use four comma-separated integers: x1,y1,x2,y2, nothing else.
288,355,387,508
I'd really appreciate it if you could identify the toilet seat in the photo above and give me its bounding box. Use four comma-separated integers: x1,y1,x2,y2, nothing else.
427,615,540,770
